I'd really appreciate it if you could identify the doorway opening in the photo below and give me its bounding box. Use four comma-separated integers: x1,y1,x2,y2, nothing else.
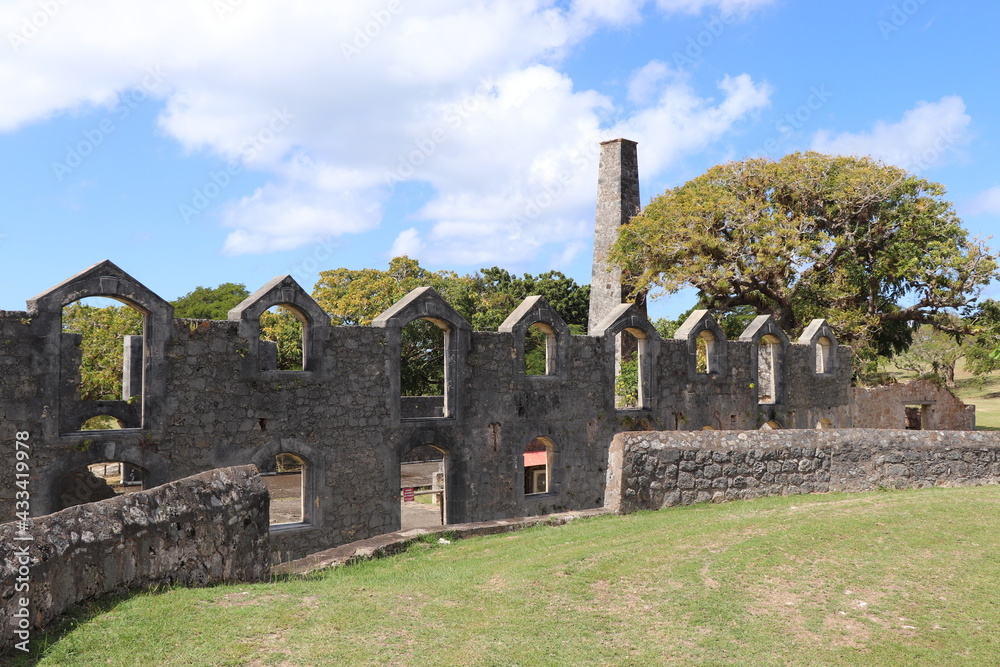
400,444,447,529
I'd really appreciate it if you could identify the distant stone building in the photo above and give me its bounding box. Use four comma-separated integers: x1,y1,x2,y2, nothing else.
851,380,975,431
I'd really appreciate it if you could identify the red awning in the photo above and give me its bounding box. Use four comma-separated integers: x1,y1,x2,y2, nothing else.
523,451,547,467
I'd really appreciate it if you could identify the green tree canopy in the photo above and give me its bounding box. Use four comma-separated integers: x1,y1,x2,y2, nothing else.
893,323,966,387
260,307,304,371
62,301,143,400
172,283,250,319
964,299,1000,376
313,256,465,326
467,267,590,330
611,152,999,375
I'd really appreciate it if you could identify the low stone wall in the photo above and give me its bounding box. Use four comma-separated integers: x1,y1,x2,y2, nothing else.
606,429,1000,513
832,430,1000,491
0,465,269,654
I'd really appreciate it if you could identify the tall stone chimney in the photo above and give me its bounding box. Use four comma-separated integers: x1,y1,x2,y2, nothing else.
588,138,642,333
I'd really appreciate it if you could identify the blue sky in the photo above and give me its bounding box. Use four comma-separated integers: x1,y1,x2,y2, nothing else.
1,0,998,321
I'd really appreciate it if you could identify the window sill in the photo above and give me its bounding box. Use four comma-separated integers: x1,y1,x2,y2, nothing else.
269,521,313,533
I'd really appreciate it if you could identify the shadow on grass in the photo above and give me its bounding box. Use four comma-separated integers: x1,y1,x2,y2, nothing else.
0,589,148,667
0,574,304,666
0,592,137,666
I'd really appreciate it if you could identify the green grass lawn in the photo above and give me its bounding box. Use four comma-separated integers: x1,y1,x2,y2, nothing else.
11,486,1000,666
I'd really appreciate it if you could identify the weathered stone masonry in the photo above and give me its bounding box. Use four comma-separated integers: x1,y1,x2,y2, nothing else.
0,260,852,560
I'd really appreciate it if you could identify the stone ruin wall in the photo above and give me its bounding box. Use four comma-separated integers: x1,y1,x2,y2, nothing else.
851,379,976,431
605,429,1000,513
0,135,976,562
0,465,269,653
0,261,853,561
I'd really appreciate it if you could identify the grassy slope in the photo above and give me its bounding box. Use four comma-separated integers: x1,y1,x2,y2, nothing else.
12,486,1000,666
951,365,1000,430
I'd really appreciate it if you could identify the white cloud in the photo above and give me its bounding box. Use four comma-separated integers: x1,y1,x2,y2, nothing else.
810,96,971,173
570,0,646,26
401,68,771,265
390,228,425,258
969,186,1000,217
619,72,772,175
627,60,676,105
1,0,773,267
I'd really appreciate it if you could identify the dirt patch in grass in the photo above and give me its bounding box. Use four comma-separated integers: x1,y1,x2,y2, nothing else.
746,579,876,649
215,592,293,607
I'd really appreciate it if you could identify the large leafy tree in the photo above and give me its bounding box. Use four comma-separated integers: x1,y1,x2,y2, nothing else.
611,152,998,374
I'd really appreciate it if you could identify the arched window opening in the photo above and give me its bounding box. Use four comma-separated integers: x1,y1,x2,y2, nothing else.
696,330,717,374
523,437,554,496
401,445,446,529
816,336,833,374
614,329,644,409
525,323,556,376
757,335,781,404
263,453,307,526
400,318,450,418
259,305,305,371
760,420,782,430
57,461,146,511
816,419,834,429
61,297,144,402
